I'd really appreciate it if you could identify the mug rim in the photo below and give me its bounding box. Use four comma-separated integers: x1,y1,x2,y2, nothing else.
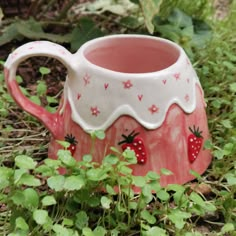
78,34,185,77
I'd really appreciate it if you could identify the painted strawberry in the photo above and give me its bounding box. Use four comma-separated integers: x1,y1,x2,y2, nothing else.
188,126,203,163
118,131,147,164
64,134,78,156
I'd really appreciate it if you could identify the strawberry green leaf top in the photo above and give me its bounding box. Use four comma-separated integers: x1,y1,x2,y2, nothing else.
64,134,78,156
188,126,203,163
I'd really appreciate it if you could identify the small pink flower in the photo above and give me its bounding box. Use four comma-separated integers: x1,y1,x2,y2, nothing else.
148,104,159,114
173,73,181,80
91,106,100,116
185,94,190,102
123,80,133,89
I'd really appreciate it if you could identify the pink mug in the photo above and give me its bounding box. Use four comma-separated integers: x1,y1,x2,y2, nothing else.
4,35,211,186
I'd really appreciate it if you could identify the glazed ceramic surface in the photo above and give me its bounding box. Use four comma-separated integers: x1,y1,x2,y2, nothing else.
4,35,212,186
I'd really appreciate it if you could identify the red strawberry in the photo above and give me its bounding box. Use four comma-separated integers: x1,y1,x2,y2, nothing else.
65,134,78,156
188,126,203,163
118,131,147,164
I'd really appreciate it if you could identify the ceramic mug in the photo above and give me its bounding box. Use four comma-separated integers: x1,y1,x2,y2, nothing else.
4,35,211,186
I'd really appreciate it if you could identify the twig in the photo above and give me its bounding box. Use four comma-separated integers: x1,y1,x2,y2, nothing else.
37,0,58,20
56,0,78,21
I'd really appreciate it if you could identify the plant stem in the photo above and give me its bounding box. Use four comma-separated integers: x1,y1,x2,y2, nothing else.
56,0,78,21
37,0,58,19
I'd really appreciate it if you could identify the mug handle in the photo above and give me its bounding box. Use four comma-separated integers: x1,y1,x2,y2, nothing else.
4,41,74,137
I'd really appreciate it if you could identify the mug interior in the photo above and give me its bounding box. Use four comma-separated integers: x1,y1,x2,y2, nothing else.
84,36,180,73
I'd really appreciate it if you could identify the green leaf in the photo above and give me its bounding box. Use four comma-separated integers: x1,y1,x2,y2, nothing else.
15,155,37,169
82,227,94,236
103,154,119,165
33,209,48,225
221,223,235,233
11,190,25,206
189,191,216,212
146,171,160,180
64,175,85,191
191,19,212,48
189,192,205,206
16,75,23,83
229,82,236,92
75,211,89,230
120,16,142,29
47,175,65,191
139,0,162,34
23,188,39,209
83,154,93,162
141,209,156,224
144,226,167,236
101,196,112,209
20,86,30,96
168,8,192,28
15,217,29,231
16,18,71,43
223,143,234,155
93,130,105,140
0,22,20,46
132,175,146,187
156,189,170,201
119,165,133,175
213,149,225,160
142,185,154,204
224,173,236,186
58,149,77,167
189,169,203,180
30,95,41,105
106,184,116,195
160,168,173,176
122,149,137,164
57,140,70,148
44,158,62,169
14,169,31,185
86,168,108,181
46,96,58,104
42,196,57,206
62,218,74,227
168,209,191,229
93,226,107,236
18,173,41,187
220,119,233,129
37,80,47,96
35,164,53,176
0,166,13,189
53,224,72,236
39,66,51,76
70,17,104,52
204,139,213,149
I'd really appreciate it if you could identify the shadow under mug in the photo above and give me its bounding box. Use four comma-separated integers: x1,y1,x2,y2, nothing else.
4,34,212,186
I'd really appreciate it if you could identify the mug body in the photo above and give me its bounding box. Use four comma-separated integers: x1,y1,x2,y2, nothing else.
46,35,211,186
